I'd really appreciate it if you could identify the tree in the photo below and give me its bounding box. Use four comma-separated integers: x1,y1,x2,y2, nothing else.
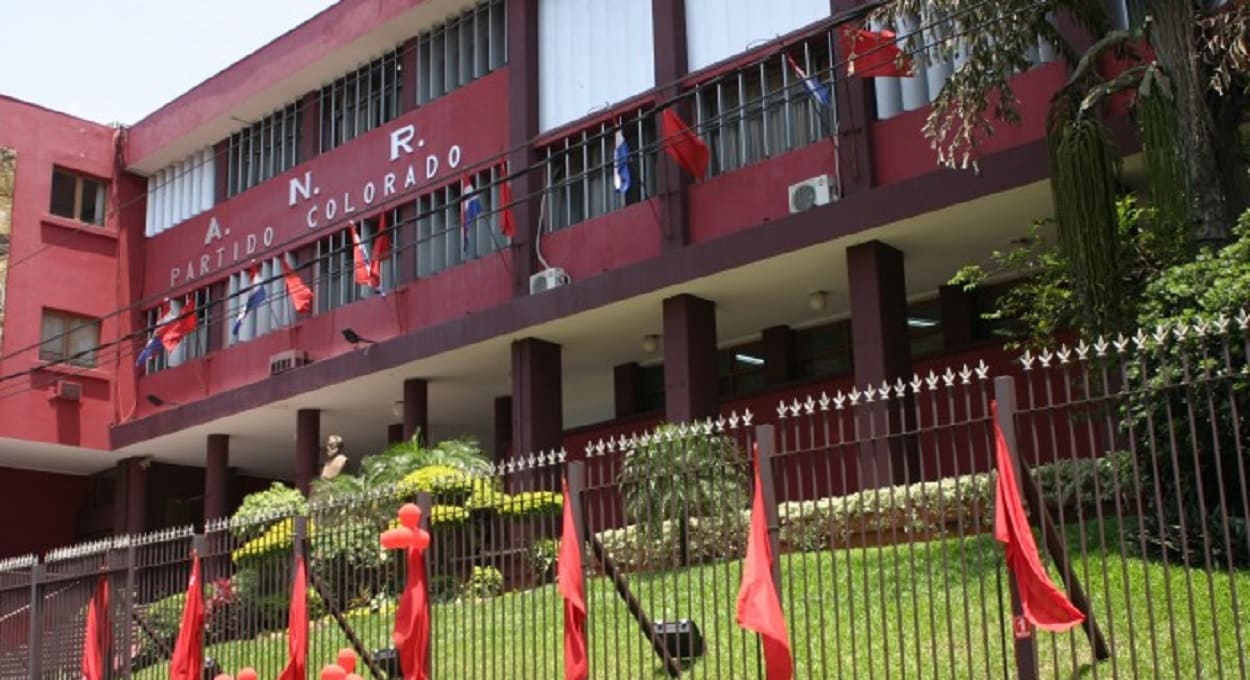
869,0,1249,332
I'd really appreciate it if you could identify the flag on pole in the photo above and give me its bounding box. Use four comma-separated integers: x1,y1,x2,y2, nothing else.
135,300,172,366
659,108,710,179
277,555,308,680
169,551,205,680
735,444,793,680
281,256,314,314
838,25,914,78
558,479,588,680
992,403,1085,631
613,130,631,194
498,165,516,238
161,294,198,353
231,265,267,337
785,53,831,107
81,574,110,680
461,177,482,257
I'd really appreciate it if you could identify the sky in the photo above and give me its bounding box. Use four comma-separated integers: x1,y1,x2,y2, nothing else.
0,0,337,125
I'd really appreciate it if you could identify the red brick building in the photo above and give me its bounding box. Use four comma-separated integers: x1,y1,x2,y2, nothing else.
0,0,1139,558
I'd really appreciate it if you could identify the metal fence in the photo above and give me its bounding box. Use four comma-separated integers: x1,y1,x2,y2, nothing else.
2,315,1248,678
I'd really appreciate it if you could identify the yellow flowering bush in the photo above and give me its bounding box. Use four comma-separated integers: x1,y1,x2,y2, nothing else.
397,465,475,498
231,518,316,564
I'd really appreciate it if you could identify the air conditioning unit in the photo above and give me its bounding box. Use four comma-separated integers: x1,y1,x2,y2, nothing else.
529,267,569,295
787,174,835,214
269,350,310,376
53,380,82,402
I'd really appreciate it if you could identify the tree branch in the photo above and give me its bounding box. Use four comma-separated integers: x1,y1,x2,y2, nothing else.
1066,29,1136,87
1078,64,1150,117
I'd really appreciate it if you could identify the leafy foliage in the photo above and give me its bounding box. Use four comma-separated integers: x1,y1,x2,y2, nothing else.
460,566,504,600
230,483,307,542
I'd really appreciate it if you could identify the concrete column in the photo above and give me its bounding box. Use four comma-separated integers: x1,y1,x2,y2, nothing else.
511,339,562,458
402,378,429,444
652,0,692,249
124,457,148,535
662,294,719,423
761,325,798,386
613,362,643,419
387,424,404,445
204,434,230,524
494,396,513,461
847,240,916,488
939,284,976,348
295,409,320,495
506,0,541,296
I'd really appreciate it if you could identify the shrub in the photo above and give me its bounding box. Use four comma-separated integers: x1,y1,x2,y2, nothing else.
460,566,504,600
230,567,327,635
528,538,560,583
231,483,307,542
397,465,476,501
231,517,313,566
494,491,563,518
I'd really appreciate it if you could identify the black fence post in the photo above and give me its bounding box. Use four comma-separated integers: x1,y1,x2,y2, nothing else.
27,561,42,678
754,424,783,594
122,541,137,678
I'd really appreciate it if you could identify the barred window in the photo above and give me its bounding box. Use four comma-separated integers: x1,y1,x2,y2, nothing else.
140,288,212,374
544,108,657,232
416,169,509,278
319,47,403,152
417,0,506,105
225,258,296,346
313,212,401,313
693,34,835,177
226,103,301,197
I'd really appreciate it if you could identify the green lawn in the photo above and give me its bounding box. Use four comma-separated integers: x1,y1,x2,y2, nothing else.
136,520,1249,679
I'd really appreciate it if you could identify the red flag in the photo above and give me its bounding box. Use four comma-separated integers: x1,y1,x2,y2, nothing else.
169,551,205,680
558,479,588,680
81,574,110,680
349,222,377,288
735,445,793,680
370,212,391,286
281,257,313,314
277,555,308,680
394,539,430,680
838,25,914,78
160,294,198,352
498,164,516,238
992,403,1084,631
659,108,710,179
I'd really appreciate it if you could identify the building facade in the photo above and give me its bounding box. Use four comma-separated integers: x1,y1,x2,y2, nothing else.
0,0,1139,558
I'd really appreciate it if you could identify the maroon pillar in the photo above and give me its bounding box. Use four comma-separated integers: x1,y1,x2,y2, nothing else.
662,294,719,423
402,378,429,444
847,240,915,488
298,91,320,161
511,339,562,458
506,0,541,297
831,0,876,196
295,409,320,495
761,325,797,386
124,457,148,535
213,139,230,203
652,0,692,249
939,284,976,348
399,36,420,113
387,423,404,445
493,396,513,461
205,434,230,524
614,362,643,419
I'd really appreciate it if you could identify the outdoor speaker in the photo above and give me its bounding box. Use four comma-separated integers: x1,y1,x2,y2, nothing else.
373,647,401,678
653,619,705,659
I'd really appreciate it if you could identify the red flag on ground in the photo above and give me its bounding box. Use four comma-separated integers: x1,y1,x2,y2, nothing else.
394,530,431,680
735,445,793,680
558,479,588,680
170,551,205,680
350,222,378,289
160,294,198,353
281,257,314,314
992,403,1085,632
81,574,110,680
838,25,914,78
277,555,308,680
659,108,710,179
498,164,516,238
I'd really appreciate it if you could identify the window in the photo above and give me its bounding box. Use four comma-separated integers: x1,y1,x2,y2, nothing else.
140,289,212,373
545,108,657,231
640,364,666,412
795,320,852,379
49,168,107,225
226,103,300,197
39,309,100,368
693,32,835,177
418,0,506,105
146,148,214,237
416,169,508,278
718,341,766,395
319,47,403,152
314,211,401,314
907,298,944,357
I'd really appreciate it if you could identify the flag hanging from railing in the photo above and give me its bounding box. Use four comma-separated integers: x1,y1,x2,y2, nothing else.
498,163,516,238
169,550,205,680
558,478,588,680
838,25,913,78
659,108,710,179
231,264,267,337
735,444,793,680
992,402,1085,631
277,555,308,680
281,256,313,314
81,574,110,680
161,294,198,353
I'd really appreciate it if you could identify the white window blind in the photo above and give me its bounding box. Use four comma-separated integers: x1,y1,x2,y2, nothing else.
685,0,828,72
145,148,214,237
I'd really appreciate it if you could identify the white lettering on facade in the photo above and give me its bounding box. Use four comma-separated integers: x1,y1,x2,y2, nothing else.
383,173,396,196
425,154,439,179
306,206,318,229
245,234,257,256
204,217,223,245
289,171,313,207
448,145,461,169
200,254,210,276
363,181,376,205
262,226,275,247
405,164,417,189
390,125,416,160
325,198,338,221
